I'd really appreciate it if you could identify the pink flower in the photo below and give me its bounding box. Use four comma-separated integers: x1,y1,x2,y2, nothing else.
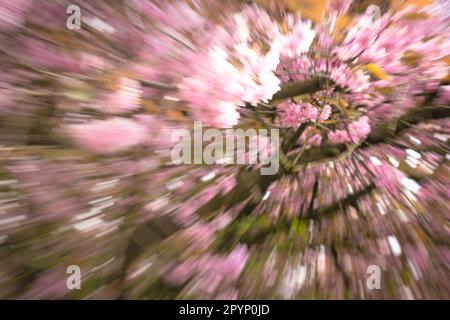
0,0,32,31
215,289,238,300
328,0,353,14
279,102,318,126
372,162,406,196
22,37,80,72
78,53,105,73
133,114,176,148
179,21,281,127
184,223,216,248
348,115,371,142
219,245,249,280
319,105,332,122
66,118,147,154
138,3,283,127
165,244,249,292
327,129,348,144
92,77,142,114
165,260,197,285
330,65,370,93
436,85,450,104
328,116,371,144
197,245,249,281
21,267,69,299
141,0,205,32
281,18,316,58
299,127,323,145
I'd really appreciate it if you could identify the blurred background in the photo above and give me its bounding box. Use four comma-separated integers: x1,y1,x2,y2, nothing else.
0,0,449,299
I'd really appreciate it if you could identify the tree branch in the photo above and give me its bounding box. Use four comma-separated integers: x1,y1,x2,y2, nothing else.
269,77,326,105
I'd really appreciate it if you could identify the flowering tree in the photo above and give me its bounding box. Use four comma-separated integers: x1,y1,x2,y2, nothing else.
0,0,449,299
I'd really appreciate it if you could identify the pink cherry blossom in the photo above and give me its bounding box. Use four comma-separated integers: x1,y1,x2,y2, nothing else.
91,77,142,114
280,17,316,58
328,116,371,144
66,118,147,154
278,102,319,127
0,0,32,31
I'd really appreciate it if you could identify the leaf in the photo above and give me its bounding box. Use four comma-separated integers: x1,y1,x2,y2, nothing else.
334,15,350,43
402,12,429,20
142,99,158,113
166,109,186,121
390,0,432,11
338,97,349,108
375,86,394,96
63,89,93,101
401,50,423,67
62,81,95,102
365,63,390,80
